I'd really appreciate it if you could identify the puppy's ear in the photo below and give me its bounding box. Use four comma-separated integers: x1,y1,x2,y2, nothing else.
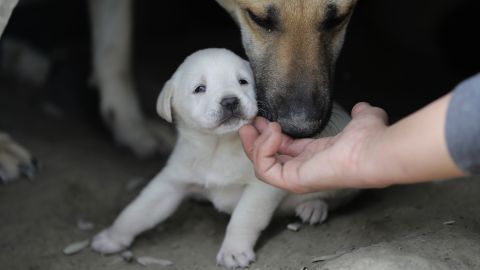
215,0,239,22
157,79,175,123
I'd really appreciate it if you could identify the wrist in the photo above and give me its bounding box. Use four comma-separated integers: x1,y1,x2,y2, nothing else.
359,127,396,188
364,94,464,187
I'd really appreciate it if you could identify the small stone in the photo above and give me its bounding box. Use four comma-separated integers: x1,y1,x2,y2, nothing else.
136,256,173,266
443,220,455,225
287,222,303,232
120,250,134,262
312,251,349,263
62,239,90,255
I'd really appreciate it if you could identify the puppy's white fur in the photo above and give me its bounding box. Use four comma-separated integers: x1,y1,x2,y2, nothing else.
91,48,357,268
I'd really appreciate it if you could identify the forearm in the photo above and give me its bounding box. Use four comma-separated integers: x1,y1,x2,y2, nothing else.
369,94,464,186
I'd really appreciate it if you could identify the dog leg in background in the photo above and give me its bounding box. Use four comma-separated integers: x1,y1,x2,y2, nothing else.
88,0,174,157
0,0,39,183
217,181,287,268
91,169,186,254
0,0,17,36
0,133,38,183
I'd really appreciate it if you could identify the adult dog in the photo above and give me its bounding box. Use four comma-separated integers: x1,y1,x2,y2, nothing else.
217,0,358,137
91,48,356,268
0,0,357,181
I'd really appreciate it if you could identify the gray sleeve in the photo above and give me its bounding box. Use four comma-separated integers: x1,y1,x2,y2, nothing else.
445,73,480,174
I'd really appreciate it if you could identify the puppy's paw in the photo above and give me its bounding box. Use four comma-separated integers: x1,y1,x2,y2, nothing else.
216,242,256,269
91,229,131,255
0,133,38,183
295,199,328,225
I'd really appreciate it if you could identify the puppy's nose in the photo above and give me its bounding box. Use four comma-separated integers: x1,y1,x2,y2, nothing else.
220,96,240,111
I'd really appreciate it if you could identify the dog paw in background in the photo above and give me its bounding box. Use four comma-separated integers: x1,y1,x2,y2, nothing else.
0,132,38,183
103,109,176,158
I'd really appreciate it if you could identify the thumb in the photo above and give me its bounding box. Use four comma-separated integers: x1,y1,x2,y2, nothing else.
351,102,388,124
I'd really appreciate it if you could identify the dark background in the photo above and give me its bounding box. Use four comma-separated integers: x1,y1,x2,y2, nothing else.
2,0,479,122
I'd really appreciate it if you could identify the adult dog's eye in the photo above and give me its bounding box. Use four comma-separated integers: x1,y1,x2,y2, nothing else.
247,9,275,32
322,15,347,30
194,85,206,94
321,4,349,31
239,79,249,85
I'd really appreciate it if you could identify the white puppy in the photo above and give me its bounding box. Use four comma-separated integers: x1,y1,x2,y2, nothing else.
91,48,357,268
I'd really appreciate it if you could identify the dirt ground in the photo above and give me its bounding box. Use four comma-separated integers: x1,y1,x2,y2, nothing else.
1,0,480,269
1,79,480,270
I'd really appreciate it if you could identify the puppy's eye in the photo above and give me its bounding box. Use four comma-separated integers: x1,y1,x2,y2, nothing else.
194,85,206,94
239,79,249,85
247,9,276,32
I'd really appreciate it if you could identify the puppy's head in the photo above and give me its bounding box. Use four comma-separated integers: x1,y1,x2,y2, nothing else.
217,0,357,137
157,49,257,135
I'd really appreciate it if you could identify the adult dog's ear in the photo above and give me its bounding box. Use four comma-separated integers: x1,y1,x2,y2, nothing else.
215,0,239,22
157,79,175,123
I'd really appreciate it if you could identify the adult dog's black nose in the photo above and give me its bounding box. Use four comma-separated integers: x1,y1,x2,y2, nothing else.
220,96,240,111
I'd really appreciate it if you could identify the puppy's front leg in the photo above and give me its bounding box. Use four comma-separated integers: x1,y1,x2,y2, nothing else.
217,181,286,268
91,170,185,254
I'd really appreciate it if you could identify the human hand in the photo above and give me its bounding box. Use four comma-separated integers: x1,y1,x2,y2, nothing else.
239,102,392,194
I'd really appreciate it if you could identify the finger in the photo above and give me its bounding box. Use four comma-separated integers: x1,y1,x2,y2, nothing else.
252,123,289,187
261,121,310,155
257,120,316,157
253,117,270,132
278,137,315,156
254,122,282,165
239,124,260,161
351,102,371,116
373,106,389,124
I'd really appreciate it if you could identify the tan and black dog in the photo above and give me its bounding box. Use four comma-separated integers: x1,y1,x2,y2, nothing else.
216,0,358,137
